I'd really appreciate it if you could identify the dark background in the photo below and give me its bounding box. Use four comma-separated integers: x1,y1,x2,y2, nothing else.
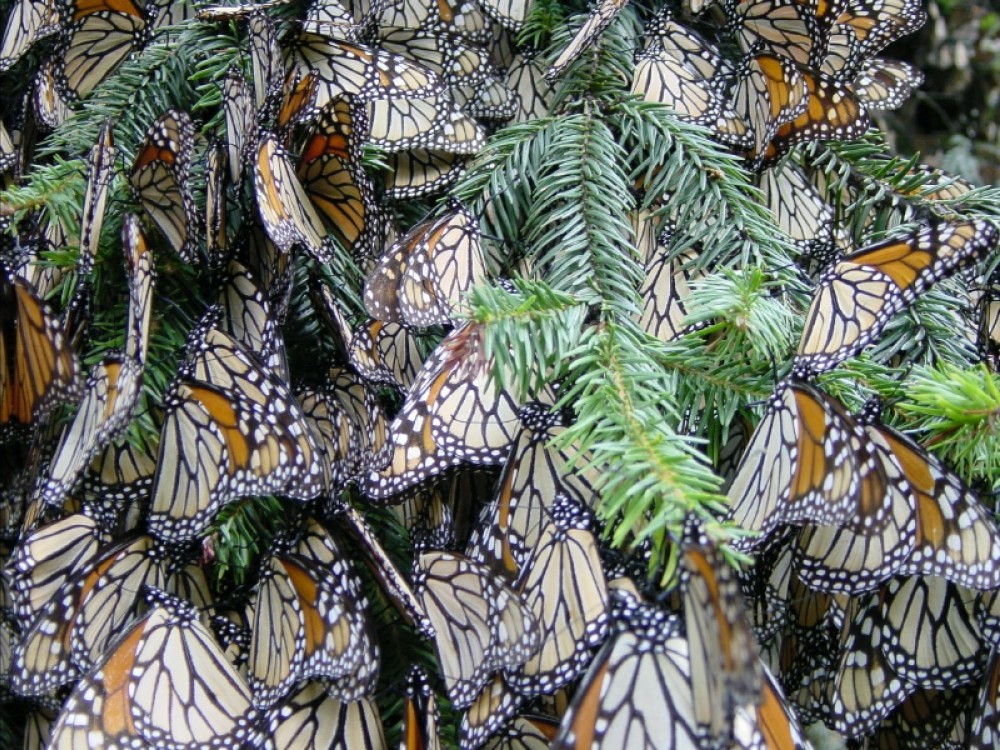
885,1,999,184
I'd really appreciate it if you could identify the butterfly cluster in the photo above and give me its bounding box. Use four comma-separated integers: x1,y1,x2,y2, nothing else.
1,0,1000,748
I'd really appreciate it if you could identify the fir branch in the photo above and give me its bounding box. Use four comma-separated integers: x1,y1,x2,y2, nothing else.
452,117,555,251
466,278,588,401
525,111,640,313
870,279,980,370
686,266,798,361
212,496,286,586
893,364,1000,491
812,136,1000,231
516,0,565,51
0,158,87,232
611,98,796,272
546,8,639,111
555,322,729,582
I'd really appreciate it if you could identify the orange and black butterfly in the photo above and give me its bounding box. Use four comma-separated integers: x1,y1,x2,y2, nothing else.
796,220,998,374
46,589,262,748
1,263,82,439
362,323,520,500
55,0,150,101
364,203,488,327
129,110,200,263
758,67,870,166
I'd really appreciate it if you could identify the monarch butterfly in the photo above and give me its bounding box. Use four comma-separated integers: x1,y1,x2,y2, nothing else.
759,68,870,166
394,484,455,550
147,0,194,29
312,283,397,388
980,278,1000,371
246,224,295,322
20,706,58,750
453,75,518,121
0,120,16,174
223,66,256,184
459,674,525,749
218,260,288,381
379,28,492,85
195,0,293,21
248,12,284,113
296,383,361,489
254,132,334,262
382,148,468,200
413,550,539,709
836,0,926,59
970,648,1000,747
55,0,148,100
335,501,437,639
504,53,552,123
631,29,727,129
148,314,324,542
727,0,818,66
30,357,142,514
129,109,199,263
638,239,704,343
32,216,153,515
468,399,599,578
757,164,834,257
877,576,987,691
809,417,1000,592
725,381,878,548
740,532,795,645
363,323,520,500
791,420,917,595
288,31,443,109
745,665,814,748
818,23,862,79
681,524,763,748
852,58,923,111
31,57,71,129
550,590,697,749
364,203,488,327
357,94,486,153
546,0,631,81
8,512,101,622
47,588,262,748
1,265,82,438
9,534,165,694
77,120,116,276
379,0,490,42
0,0,60,72
866,684,968,749
327,366,390,470
249,518,376,708
478,0,528,31
301,0,363,36
123,214,154,365
730,53,808,164
65,125,116,343
401,665,441,750
206,144,229,265
482,715,560,749
297,98,380,261
829,596,912,738
505,496,609,697
274,67,319,138
795,220,998,375
82,436,157,527
266,682,388,748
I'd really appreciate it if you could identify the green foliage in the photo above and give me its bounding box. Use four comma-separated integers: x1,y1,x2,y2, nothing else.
894,364,1000,491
